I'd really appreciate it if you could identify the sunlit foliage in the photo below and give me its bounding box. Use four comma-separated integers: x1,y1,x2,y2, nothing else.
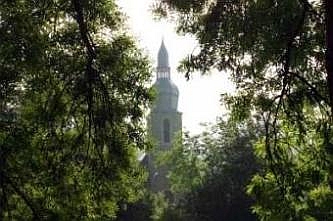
153,0,333,219
0,0,153,220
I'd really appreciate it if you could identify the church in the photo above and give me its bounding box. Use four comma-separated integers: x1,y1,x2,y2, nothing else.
145,40,182,193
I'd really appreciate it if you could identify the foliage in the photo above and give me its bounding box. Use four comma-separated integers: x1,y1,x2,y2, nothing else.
153,0,333,219
116,190,188,221
0,0,153,220
157,131,206,194
158,119,260,221
247,110,333,221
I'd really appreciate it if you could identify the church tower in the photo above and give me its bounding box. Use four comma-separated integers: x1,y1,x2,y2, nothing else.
147,40,182,192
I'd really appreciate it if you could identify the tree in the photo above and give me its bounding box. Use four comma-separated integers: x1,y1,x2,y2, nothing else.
247,110,333,220
153,0,333,220
160,119,260,221
0,0,153,220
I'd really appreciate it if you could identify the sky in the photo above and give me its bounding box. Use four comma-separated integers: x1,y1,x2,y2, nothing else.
117,0,235,134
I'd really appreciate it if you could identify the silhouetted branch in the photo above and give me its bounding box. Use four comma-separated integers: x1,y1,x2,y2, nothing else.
6,176,41,220
71,0,114,170
300,0,319,16
72,0,96,61
266,0,310,190
72,0,96,159
291,71,328,105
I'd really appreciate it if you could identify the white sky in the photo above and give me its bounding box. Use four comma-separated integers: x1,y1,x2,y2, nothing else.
117,0,235,134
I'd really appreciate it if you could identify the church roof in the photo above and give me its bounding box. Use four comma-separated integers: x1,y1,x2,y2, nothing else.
153,40,179,111
153,78,179,96
157,40,169,68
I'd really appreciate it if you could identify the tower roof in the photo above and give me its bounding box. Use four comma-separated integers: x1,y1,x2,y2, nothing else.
157,40,169,68
154,40,179,111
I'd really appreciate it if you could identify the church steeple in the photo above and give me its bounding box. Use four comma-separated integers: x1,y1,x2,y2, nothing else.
158,40,169,68
157,40,170,79
146,40,182,194
153,40,179,111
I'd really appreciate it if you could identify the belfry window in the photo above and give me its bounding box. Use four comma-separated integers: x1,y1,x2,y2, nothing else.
163,119,170,143
157,69,170,79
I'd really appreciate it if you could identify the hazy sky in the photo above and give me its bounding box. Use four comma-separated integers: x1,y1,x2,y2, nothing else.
117,0,234,134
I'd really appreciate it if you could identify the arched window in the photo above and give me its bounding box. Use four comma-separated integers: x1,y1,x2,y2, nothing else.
163,119,170,143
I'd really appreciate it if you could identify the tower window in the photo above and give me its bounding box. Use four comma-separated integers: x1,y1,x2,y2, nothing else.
163,119,170,143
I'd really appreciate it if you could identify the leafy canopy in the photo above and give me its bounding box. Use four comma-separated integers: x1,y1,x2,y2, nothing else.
0,0,153,220
158,119,260,221
153,0,333,220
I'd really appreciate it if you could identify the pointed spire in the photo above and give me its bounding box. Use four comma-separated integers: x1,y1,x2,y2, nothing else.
157,39,169,68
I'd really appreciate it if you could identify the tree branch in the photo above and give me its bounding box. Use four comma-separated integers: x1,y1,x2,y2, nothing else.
72,0,96,61
266,0,310,189
6,176,41,220
72,0,97,157
291,71,329,105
